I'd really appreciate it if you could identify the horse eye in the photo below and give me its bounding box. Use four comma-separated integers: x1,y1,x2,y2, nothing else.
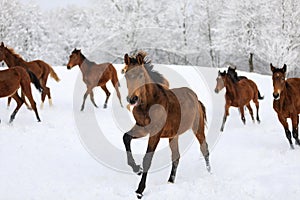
138,74,143,79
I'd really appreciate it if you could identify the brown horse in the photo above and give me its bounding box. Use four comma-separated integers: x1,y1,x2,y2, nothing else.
122,52,210,199
0,66,42,123
67,49,123,110
215,70,263,131
270,63,300,149
0,42,60,108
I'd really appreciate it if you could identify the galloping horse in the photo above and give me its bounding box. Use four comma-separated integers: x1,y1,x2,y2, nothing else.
0,42,60,108
215,70,263,131
0,66,42,122
270,63,300,149
67,49,123,110
122,51,210,198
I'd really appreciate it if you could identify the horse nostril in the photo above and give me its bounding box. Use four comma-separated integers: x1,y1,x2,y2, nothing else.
67,66,71,69
273,93,279,99
127,96,138,105
214,88,219,93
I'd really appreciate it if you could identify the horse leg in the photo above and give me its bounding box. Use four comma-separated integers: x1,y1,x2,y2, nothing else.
220,104,230,132
89,91,98,108
81,87,92,111
100,85,111,108
123,125,147,174
7,97,12,108
9,93,24,123
136,135,160,199
239,106,246,124
278,115,294,149
21,84,41,122
193,117,210,172
254,99,260,123
246,103,254,122
291,114,300,146
111,78,123,107
168,136,180,183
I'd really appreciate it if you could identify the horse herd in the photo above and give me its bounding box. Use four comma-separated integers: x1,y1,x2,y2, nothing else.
0,42,300,198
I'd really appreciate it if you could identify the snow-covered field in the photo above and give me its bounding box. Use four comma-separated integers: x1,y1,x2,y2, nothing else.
0,64,299,200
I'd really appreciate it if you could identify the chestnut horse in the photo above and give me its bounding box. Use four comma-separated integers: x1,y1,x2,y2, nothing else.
270,63,300,149
122,52,210,198
0,66,42,123
67,49,123,110
0,42,60,108
215,70,263,131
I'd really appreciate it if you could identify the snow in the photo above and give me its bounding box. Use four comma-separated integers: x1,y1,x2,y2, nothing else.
0,64,299,200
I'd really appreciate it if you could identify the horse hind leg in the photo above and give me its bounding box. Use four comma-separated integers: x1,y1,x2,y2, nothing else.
101,85,111,108
246,103,254,123
9,93,24,123
21,85,41,122
239,106,246,124
193,112,211,172
253,97,260,123
111,77,123,107
168,136,180,183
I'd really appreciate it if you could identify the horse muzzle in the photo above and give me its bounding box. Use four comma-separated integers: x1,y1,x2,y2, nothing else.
127,95,139,106
273,92,280,100
67,66,71,70
214,88,219,94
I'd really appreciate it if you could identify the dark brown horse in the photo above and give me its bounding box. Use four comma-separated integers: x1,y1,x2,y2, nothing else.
0,42,60,108
215,70,263,131
0,66,42,123
67,49,123,110
270,63,300,149
122,52,210,199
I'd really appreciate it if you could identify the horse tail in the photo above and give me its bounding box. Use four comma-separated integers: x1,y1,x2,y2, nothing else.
258,90,264,100
49,66,60,82
27,69,43,93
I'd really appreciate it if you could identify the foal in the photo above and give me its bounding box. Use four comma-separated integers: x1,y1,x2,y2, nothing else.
270,63,300,149
67,49,123,110
215,70,263,131
122,52,210,198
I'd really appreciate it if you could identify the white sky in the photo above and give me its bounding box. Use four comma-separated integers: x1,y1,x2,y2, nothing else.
20,0,88,10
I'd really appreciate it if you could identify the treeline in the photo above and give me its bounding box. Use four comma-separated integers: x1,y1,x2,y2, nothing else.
1,0,300,76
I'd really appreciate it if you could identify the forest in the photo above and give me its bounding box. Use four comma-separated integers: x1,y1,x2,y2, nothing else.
1,0,300,76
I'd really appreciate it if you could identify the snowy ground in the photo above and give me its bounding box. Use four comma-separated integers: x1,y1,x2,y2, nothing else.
0,64,299,200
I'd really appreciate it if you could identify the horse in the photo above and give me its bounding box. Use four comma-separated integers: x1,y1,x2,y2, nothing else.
0,42,60,108
122,51,211,199
214,70,263,132
270,63,300,149
0,66,42,123
67,49,123,110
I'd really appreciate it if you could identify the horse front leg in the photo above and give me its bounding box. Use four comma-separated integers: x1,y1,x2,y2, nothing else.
81,87,92,111
123,125,147,174
278,115,294,149
220,104,230,132
291,114,300,146
239,106,246,124
136,135,160,199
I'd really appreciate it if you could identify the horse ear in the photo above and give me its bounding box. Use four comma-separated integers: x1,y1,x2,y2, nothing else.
1,42,4,47
124,54,130,65
136,54,143,65
270,63,275,72
282,64,287,73
218,70,221,75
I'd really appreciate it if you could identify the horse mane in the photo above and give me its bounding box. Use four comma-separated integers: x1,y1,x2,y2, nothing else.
131,51,167,86
6,46,24,60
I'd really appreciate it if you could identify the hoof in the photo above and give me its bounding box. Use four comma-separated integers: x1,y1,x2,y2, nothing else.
103,104,107,109
136,192,143,199
133,165,143,175
290,144,295,150
206,165,211,173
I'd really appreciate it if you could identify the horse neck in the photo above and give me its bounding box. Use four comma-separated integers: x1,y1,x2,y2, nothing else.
141,72,166,107
224,75,238,98
78,55,91,72
6,50,26,67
